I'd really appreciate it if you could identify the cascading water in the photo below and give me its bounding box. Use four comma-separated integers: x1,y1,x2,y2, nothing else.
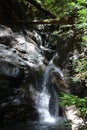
26,31,65,123
0,25,70,130
33,31,53,52
33,54,65,123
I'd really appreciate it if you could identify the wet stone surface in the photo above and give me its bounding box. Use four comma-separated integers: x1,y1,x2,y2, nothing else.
0,25,46,123
0,25,70,130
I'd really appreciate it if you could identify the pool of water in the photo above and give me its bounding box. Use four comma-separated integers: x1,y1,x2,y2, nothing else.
0,117,71,130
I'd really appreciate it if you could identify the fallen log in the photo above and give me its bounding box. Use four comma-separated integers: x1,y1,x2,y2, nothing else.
10,19,74,25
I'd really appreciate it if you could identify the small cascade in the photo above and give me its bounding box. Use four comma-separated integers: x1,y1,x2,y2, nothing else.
34,31,53,52
34,54,65,123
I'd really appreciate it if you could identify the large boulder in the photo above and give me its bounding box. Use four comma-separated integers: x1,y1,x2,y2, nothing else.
0,25,45,123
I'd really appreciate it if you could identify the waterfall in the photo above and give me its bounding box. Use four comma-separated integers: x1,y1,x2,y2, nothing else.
33,54,64,123
0,25,68,128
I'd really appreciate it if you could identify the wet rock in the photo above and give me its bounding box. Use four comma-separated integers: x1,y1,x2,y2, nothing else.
0,25,45,123
65,105,84,130
0,25,13,37
0,24,69,125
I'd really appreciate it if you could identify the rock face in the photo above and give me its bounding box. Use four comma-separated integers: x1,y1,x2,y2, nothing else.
0,25,69,125
0,25,45,123
65,105,84,130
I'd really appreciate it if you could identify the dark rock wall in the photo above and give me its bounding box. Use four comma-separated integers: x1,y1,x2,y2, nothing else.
0,25,45,123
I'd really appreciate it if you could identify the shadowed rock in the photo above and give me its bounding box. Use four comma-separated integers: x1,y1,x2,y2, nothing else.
0,25,45,123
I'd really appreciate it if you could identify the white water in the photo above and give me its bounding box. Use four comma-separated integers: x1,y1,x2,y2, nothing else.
34,54,64,124
33,31,53,52
36,91,56,123
14,31,64,124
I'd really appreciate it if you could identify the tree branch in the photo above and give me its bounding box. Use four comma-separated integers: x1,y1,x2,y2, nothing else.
26,0,56,19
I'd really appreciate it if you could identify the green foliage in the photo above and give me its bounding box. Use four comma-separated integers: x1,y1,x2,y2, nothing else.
60,93,87,118
72,58,87,82
36,0,87,86
36,0,75,18
78,8,87,29
75,58,87,73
